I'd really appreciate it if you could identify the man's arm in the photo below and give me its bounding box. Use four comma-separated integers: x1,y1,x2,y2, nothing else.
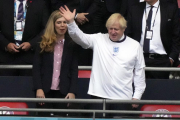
76,0,100,25
75,13,89,25
169,4,180,62
0,2,19,53
32,44,43,90
24,0,50,51
83,0,100,21
0,32,12,51
133,67,146,100
0,0,10,51
60,5,97,49
133,44,146,100
33,44,46,106
68,43,78,95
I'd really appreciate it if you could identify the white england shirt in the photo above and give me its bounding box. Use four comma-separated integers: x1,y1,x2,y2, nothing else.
68,21,146,100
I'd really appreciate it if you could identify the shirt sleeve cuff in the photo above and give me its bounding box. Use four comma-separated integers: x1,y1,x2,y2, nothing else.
133,93,142,100
67,21,77,34
75,13,78,19
169,57,174,62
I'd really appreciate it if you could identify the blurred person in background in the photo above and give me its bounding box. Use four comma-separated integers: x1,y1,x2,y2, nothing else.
122,0,178,21
47,0,79,12
126,0,180,79
0,0,49,76
94,0,127,33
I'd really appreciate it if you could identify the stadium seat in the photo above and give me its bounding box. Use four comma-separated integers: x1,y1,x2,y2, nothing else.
140,105,180,118
0,102,28,115
78,70,91,78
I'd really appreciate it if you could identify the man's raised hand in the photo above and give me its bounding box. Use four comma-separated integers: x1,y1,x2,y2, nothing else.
59,5,76,24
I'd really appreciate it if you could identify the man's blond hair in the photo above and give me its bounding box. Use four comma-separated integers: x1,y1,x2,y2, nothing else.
106,13,127,30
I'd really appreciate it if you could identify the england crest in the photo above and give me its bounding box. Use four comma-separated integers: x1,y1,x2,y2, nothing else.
113,47,119,53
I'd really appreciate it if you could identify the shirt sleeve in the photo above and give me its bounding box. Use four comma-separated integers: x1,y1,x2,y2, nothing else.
67,21,97,49
133,44,146,99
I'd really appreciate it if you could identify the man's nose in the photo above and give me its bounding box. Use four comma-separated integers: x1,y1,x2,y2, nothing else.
111,29,116,33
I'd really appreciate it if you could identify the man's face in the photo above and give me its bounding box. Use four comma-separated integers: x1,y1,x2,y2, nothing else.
108,21,125,41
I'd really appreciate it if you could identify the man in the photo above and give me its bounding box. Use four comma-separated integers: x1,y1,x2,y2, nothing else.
59,5,146,117
140,0,178,5
122,0,178,20
127,0,180,79
0,0,49,76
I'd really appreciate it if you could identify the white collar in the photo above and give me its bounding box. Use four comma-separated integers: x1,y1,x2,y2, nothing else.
146,0,159,8
119,34,125,41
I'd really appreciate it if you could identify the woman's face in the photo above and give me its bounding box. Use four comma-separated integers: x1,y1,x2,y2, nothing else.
54,17,67,36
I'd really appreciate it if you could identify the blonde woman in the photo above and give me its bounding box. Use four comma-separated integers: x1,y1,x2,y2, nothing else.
33,10,78,116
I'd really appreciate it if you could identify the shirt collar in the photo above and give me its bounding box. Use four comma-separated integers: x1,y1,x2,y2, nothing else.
146,0,159,8
15,0,27,2
119,34,125,41
57,39,65,44
109,34,126,43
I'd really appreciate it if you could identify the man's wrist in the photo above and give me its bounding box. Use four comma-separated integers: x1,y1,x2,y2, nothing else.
169,57,174,62
75,13,78,19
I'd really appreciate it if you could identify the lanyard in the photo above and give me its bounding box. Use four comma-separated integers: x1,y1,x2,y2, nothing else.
145,4,160,30
14,0,27,21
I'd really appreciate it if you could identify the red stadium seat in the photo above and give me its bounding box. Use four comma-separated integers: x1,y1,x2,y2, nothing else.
140,105,180,118
78,70,91,78
0,102,28,115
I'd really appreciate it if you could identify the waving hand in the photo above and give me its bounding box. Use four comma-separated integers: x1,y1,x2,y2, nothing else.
59,5,76,24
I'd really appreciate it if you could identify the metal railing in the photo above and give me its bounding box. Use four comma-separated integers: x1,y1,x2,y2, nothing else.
1,98,180,104
0,65,179,119
0,65,180,71
0,98,180,119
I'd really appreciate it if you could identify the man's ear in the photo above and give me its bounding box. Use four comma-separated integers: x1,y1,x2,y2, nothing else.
122,28,125,32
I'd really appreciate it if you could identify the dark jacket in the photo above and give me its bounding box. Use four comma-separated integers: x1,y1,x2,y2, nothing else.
126,0,180,61
0,0,50,63
33,34,78,95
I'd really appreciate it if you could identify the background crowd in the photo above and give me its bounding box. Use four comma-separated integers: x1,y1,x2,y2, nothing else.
0,0,180,118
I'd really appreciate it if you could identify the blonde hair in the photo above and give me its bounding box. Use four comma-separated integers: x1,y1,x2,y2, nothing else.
106,13,127,30
40,10,64,52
